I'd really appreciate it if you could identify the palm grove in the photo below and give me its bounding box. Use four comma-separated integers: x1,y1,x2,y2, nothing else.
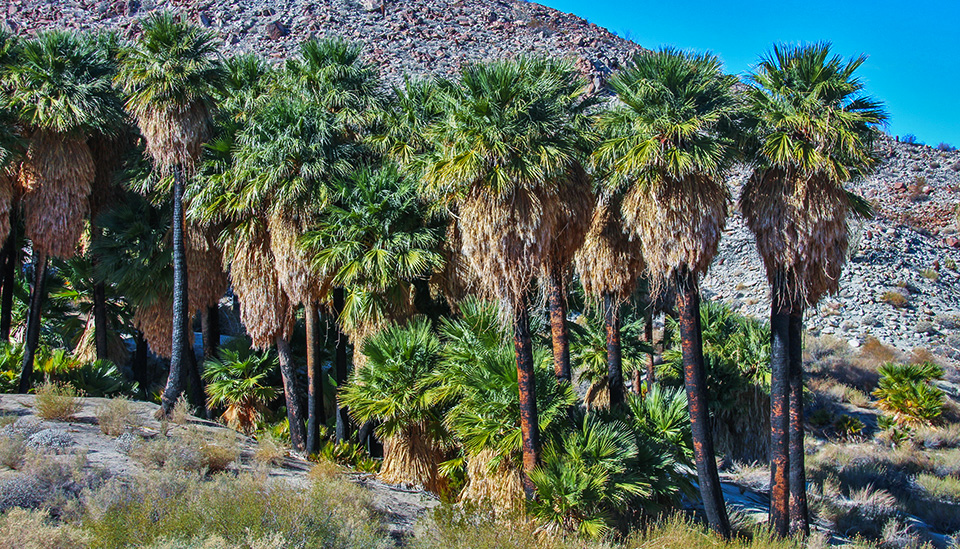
0,13,885,540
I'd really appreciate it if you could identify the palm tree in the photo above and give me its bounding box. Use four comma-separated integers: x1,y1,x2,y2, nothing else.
116,12,224,416
420,58,594,497
574,193,646,406
202,343,279,434
340,317,449,493
6,30,123,393
741,42,886,537
595,48,738,537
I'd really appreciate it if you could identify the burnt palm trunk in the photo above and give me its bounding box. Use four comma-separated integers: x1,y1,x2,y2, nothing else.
305,300,325,454
546,262,571,383
513,294,541,499
91,224,109,361
160,168,190,415
0,230,16,341
604,291,624,406
133,329,149,399
769,271,791,538
201,305,220,361
333,287,351,443
184,336,208,418
788,301,809,536
677,270,730,538
276,335,307,452
645,307,656,388
18,251,47,393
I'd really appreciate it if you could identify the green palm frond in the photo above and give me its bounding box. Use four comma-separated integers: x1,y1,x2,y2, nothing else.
6,30,124,135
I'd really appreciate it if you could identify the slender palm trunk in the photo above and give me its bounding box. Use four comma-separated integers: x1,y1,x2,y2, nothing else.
276,334,307,452
677,270,730,538
91,224,109,361
160,167,190,415
18,251,47,393
201,305,220,361
788,301,809,536
512,294,541,499
333,287,351,443
133,329,149,399
0,229,16,341
769,271,791,538
305,300,325,454
604,291,624,406
645,307,656,389
184,337,208,418
547,262,571,383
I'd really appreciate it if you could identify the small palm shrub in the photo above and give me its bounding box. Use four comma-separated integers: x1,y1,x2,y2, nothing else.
872,362,945,427
315,440,380,474
37,348,134,397
34,381,83,420
340,317,449,493
202,343,279,434
833,414,866,441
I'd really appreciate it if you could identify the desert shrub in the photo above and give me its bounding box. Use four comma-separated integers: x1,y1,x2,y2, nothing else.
412,504,588,549
901,134,920,144
82,470,387,548
936,142,957,152
95,397,138,436
0,433,26,469
809,407,834,427
881,291,909,308
873,362,945,427
34,381,82,421
128,435,202,472
0,508,89,549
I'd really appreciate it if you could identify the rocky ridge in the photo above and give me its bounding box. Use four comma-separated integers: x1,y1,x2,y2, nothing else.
6,0,960,365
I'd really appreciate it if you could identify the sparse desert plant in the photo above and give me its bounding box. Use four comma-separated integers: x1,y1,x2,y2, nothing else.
34,381,82,421
0,508,89,549
881,291,909,308
873,362,945,427
920,268,939,281
936,142,957,152
128,435,202,473
254,433,286,466
95,397,138,436
861,337,900,364
0,434,26,469
170,394,193,426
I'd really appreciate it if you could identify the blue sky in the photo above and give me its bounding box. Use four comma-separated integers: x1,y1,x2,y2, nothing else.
541,0,960,147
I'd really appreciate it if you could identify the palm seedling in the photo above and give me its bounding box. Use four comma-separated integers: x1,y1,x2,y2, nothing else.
202,344,279,434
872,362,945,427
340,317,450,493
6,30,124,393
741,42,886,536
116,12,225,416
419,57,595,497
594,48,739,537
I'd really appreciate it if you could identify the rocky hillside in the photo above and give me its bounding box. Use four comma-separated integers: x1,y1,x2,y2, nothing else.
6,0,960,365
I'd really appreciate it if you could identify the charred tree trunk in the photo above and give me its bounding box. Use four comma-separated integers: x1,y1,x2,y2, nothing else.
604,291,624,406
18,252,47,393
160,168,190,416
677,270,730,538
513,294,541,499
305,300,325,454
788,301,809,536
201,305,220,361
184,333,208,418
0,230,16,342
333,287,351,443
768,271,791,538
547,262,571,384
93,282,109,360
277,335,307,452
133,330,149,399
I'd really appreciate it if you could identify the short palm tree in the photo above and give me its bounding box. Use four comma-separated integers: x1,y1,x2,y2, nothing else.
741,42,886,537
340,317,450,493
202,344,279,434
116,12,224,416
595,48,738,537
574,192,646,406
6,30,123,393
420,57,594,497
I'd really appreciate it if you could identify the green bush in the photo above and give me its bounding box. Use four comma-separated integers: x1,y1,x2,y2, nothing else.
872,362,945,427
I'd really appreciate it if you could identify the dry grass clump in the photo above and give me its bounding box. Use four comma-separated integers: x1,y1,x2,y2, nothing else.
0,508,89,549
881,291,909,309
253,433,286,466
34,381,82,421
860,337,901,365
130,428,239,474
915,473,960,503
170,394,193,426
0,433,26,469
83,468,386,548
95,397,139,436
727,461,769,491
308,459,342,481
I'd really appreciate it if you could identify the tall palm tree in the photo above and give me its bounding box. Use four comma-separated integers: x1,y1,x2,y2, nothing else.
420,57,594,497
574,193,646,406
6,30,123,393
742,43,886,537
116,12,224,416
595,48,738,537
